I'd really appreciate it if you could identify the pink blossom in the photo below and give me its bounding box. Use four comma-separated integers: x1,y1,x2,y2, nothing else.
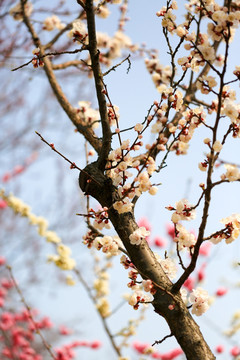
2,172,11,182
71,340,88,347
154,236,166,247
0,312,15,330
36,316,53,329
59,325,72,335
0,200,7,209
13,165,25,175
0,256,6,265
90,340,102,349
166,223,175,239
199,242,211,256
161,348,183,360
152,353,162,359
137,217,151,232
231,346,240,357
184,277,195,291
137,218,152,242
215,344,224,353
133,341,150,354
0,287,7,298
151,348,183,359
216,287,228,296
2,347,12,357
1,278,14,289
197,262,206,282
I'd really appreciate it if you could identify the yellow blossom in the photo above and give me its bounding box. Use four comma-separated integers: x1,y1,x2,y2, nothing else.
66,275,76,286
96,297,111,318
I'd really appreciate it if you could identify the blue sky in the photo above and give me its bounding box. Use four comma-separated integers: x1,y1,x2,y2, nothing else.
2,1,240,359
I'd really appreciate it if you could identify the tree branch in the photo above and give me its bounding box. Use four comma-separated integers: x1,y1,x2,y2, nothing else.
20,0,102,154
84,0,112,171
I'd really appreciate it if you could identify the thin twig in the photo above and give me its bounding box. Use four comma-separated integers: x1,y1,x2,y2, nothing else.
152,333,173,346
103,54,131,76
35,131,102,186
35,131,82,170
12,48,87,72
176,243,186,271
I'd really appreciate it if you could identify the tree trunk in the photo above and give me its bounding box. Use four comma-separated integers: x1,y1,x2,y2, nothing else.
79,162,215,360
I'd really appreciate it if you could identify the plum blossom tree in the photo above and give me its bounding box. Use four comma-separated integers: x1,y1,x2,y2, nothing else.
1,0,240,359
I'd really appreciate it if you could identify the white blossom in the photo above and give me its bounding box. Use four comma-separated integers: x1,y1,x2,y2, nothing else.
212,140,223,152
189,287,210,316
175,224,196,250
129,227,150,246
171,199,196,223
224,164,240,182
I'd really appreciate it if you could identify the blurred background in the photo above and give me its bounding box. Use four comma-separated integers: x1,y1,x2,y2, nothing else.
1,1,240,359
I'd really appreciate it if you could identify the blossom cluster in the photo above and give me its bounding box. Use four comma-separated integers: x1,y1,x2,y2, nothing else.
96,297,111,318
157,1,240,70
172,106,207,155
0,267,14,308
154,254,177,281
9,1,33,21
174,223,196,250
221,164,240,182
77,101,100,129
129,227,150,246
225,310,240,337
120,257,153,310
92,235,123,256
68,19,88,43
189,287,211,316
121,251,178,311
133,341,183,359
2,153,37,183
55,340,101,360
150,0,240,156
68,18,138,67
43,15,65,31
94,271,109,297
209,214,240,244
168,198,196,224
31,48,44,69
86,207,111,231
82,230,99,248
136,82,207,157
0,190,75,271
47,244,76,271
94,270,111,318
106,139,158,213
127,290,153,311
0,259,102,360
145,58,172,88
196,75,218,95
96,30,137,66
179,285,211,317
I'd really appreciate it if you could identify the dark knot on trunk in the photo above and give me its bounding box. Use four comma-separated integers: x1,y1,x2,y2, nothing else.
78,161,119,207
